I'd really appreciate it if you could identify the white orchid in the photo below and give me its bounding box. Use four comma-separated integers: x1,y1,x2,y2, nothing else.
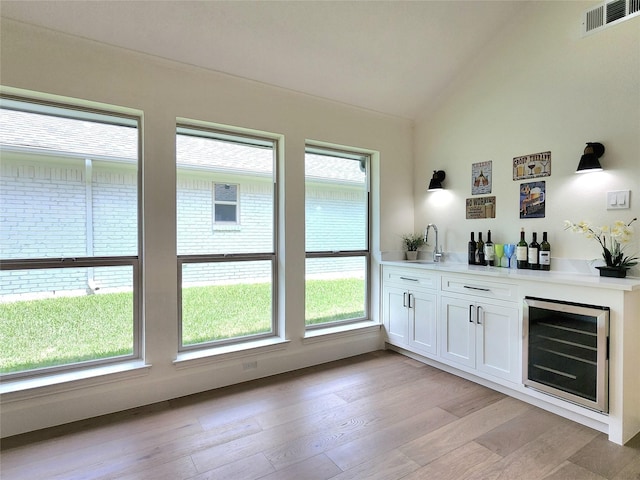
564,218,637,269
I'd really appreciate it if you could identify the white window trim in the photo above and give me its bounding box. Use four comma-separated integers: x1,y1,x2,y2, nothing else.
173,337,290,370
0,361,151,403
176,122,280,353
213,182,240,225
0,94,143,381
304,143,372,330
303,321,380,344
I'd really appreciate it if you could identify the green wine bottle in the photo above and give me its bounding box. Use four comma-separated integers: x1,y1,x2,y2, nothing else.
517,228,528,269
539,231,551,271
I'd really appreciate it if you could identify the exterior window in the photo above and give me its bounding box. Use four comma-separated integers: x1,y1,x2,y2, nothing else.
177,125,276,349
0,96,141,378
304,145,370,328
213,183,239,223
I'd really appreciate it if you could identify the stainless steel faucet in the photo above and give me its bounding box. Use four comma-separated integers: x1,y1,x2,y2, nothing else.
424,223,443,262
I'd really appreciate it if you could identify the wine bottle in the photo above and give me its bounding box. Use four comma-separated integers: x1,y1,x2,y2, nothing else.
468,232,476,265
484,230,495,266
539,231,551,271
477,232,485,266
516,228,528,269
528,232,540,270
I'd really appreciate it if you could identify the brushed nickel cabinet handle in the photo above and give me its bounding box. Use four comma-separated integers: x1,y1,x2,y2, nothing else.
464,285,490,292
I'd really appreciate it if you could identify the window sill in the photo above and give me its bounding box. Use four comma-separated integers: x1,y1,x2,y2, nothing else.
0,361,151,403
174,337,290,370
212,224,241,232
303,321,381,344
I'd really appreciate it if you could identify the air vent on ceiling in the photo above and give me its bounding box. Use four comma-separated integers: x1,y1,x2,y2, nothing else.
582,0,640,35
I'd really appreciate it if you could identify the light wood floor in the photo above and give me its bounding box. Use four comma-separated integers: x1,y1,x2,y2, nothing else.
1,350,639,480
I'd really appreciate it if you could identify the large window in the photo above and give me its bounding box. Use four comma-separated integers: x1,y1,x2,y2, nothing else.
305,145,370,328
0,96,140,378
176,125,277,349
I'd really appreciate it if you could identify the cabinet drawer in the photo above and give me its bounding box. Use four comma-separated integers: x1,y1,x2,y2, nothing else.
441,275,517,302
383,267,439,290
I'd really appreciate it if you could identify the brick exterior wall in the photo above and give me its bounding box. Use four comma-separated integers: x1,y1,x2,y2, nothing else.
1,154,365,299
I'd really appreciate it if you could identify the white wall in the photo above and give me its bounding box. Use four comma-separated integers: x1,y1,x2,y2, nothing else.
0,19,414,436
415,1,640,276
3,1,638,437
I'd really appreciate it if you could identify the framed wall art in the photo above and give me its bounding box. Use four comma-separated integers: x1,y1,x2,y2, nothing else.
472,161,492,195
520,181,546,219
513,151,551,180
466,196,496,219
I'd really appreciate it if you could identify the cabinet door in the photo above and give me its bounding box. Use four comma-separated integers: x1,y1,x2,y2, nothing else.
476,302,520,383
382,285,408,345
439,296,475,368
409,290,438,356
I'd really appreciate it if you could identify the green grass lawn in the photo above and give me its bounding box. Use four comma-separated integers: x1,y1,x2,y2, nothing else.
0,278,365,374
0,293,134,374
305,278,365,325
182,282,273,345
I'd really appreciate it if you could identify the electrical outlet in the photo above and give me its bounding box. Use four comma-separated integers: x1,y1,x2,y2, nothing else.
606,190,630,210
242,360,257,371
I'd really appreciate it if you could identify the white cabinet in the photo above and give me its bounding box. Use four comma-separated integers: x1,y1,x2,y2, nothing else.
380,263,640,445
440,276,520,383
382,268,519,383
410,290,438,355
439,296,475,367
475,302,519,381
382,267,438,356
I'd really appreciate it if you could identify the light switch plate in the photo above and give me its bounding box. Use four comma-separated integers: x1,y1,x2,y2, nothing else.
606,190,630,210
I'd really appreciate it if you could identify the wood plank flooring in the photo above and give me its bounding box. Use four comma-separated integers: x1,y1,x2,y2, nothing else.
2,350,639,479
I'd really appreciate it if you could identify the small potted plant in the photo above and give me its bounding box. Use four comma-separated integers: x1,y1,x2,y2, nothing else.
402,233,425,260
564,217,638,277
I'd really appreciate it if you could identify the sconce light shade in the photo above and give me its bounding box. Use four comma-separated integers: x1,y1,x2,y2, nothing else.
576,142,604,173
428,170,446,191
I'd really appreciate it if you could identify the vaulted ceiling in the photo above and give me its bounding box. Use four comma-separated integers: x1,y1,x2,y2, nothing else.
1,1,525,120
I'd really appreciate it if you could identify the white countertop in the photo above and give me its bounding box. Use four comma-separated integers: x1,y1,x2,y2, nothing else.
381,260,640,292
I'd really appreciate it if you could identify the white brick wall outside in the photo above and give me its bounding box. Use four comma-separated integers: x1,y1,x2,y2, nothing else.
2,155,366,299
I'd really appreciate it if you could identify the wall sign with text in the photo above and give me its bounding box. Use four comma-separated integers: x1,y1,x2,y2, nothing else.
472,161,492,195
466,196,496,219
513,151,551,180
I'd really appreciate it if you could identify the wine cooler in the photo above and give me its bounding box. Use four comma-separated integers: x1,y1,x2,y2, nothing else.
523,297,609,413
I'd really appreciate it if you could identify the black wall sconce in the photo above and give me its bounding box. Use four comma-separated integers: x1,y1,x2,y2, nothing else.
576,142,605,173
428,170,446,191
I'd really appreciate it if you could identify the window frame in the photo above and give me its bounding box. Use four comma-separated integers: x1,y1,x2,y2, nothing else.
0,94,143,380
304,144,371,330
176,123,279,351
213,182,240,225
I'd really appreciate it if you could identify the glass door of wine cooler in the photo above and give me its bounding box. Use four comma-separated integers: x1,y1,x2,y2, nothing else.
523,297,609,413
